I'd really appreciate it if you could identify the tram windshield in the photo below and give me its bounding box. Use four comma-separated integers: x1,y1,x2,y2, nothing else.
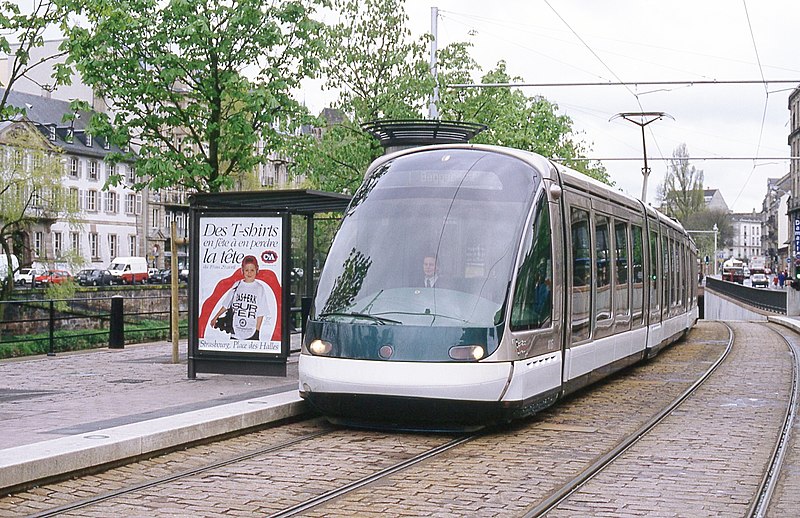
313,148,540,327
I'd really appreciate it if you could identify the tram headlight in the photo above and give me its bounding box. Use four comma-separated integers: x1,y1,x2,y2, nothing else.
448,345,485,361
308,338,333,356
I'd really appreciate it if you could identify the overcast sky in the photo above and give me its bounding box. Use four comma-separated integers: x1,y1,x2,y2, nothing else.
315,0,798,214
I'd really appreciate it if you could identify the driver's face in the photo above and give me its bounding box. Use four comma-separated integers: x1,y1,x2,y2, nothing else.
423,256,436,277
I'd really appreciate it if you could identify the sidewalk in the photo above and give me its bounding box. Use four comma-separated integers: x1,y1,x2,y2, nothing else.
0,336,307,493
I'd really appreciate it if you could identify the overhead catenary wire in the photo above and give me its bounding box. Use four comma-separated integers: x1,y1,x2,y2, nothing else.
731,0,772,210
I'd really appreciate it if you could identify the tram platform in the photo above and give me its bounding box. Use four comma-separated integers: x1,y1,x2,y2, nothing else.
0,336,307,494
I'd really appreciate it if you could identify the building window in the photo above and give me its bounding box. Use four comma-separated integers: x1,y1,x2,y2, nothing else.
126,193,136,214
54,232,62,258
127,166,136,185
49,125,56,141
135,194,142,215
129,235,136,256
66,128,74,143
151,207,160,230
34,231,43,257
89,160,99,180
108,234,117,258
105,191,118,214
87,190,97,211
90,233,99,259
71,232,80,254
86,133,92,147
103,138,110,150
70,157,79,178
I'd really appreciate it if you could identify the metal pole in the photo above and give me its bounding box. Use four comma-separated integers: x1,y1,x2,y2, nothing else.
48,300,55,356
610,112,673,204
171,221,179,364
640,125,650,203
428,6,439,119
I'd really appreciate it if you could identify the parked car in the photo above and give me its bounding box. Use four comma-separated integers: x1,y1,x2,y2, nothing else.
34,269,73,287
76,268,115,286
751,273,769,288
16,267,45,286
147,268,160,283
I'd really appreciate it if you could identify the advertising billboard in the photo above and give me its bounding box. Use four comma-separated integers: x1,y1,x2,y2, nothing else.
189,210,291,377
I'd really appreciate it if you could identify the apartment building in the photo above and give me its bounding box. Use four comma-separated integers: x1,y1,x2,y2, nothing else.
0,89,141,269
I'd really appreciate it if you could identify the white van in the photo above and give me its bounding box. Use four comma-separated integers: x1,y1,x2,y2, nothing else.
108,256,149,284
0,253,19,284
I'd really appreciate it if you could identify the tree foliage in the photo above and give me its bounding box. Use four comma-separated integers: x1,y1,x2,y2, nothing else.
657,143,705,224
437,59,609,183
64,0,327,193
0,124,79,298
0,0,72,120
292,0,431,194
293,0,608,194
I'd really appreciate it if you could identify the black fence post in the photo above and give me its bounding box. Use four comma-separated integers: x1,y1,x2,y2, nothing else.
47,300,55,356
109,295,124,349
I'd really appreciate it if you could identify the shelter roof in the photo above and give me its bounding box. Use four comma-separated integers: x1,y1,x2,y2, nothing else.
188,189,351,215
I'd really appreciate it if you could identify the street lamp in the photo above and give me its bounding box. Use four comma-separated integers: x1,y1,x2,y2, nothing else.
610,112,674,203
713,223,719,276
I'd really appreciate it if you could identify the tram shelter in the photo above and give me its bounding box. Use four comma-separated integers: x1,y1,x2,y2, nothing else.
187,189,351,378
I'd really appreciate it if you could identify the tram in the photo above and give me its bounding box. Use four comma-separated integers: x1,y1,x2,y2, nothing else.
298,145,698,430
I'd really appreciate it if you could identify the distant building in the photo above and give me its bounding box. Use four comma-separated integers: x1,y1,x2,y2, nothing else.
703,189,729,212
729,211,763,262
761,175,791,272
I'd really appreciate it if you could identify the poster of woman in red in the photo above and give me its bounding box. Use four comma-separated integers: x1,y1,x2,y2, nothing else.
197,216,283,354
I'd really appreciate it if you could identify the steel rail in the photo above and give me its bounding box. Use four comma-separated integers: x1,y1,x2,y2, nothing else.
28,427,335,518
268,434,479,518
747,323,800,518
523,322,735,517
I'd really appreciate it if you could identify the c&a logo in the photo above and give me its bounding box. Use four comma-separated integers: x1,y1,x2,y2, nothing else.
261,250,278,264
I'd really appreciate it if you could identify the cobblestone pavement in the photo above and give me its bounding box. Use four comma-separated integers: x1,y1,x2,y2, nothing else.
0,321,744,517
544,321,795,517
0,337,300,449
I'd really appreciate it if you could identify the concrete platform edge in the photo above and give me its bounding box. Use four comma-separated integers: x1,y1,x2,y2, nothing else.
767,315,800,334
0,390,307,493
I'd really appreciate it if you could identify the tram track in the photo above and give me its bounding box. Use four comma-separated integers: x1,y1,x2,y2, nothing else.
5,321,772,517
26,426,337,518
748,323,800,518
267,433,480,518
522,322,736,517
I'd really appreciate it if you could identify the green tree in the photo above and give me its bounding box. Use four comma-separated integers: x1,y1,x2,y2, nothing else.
292,0,431,194
1,0,72,119
437,59,609,184
657,143,705,224
64,0,327,193
294,1,607,192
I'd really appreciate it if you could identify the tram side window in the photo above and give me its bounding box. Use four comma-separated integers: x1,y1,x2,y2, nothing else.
510,194,552,330
663,236,671,311
649,229,660,313
631,225,645,323
595,215,611,322
614,221,630,319
570,207,591,342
